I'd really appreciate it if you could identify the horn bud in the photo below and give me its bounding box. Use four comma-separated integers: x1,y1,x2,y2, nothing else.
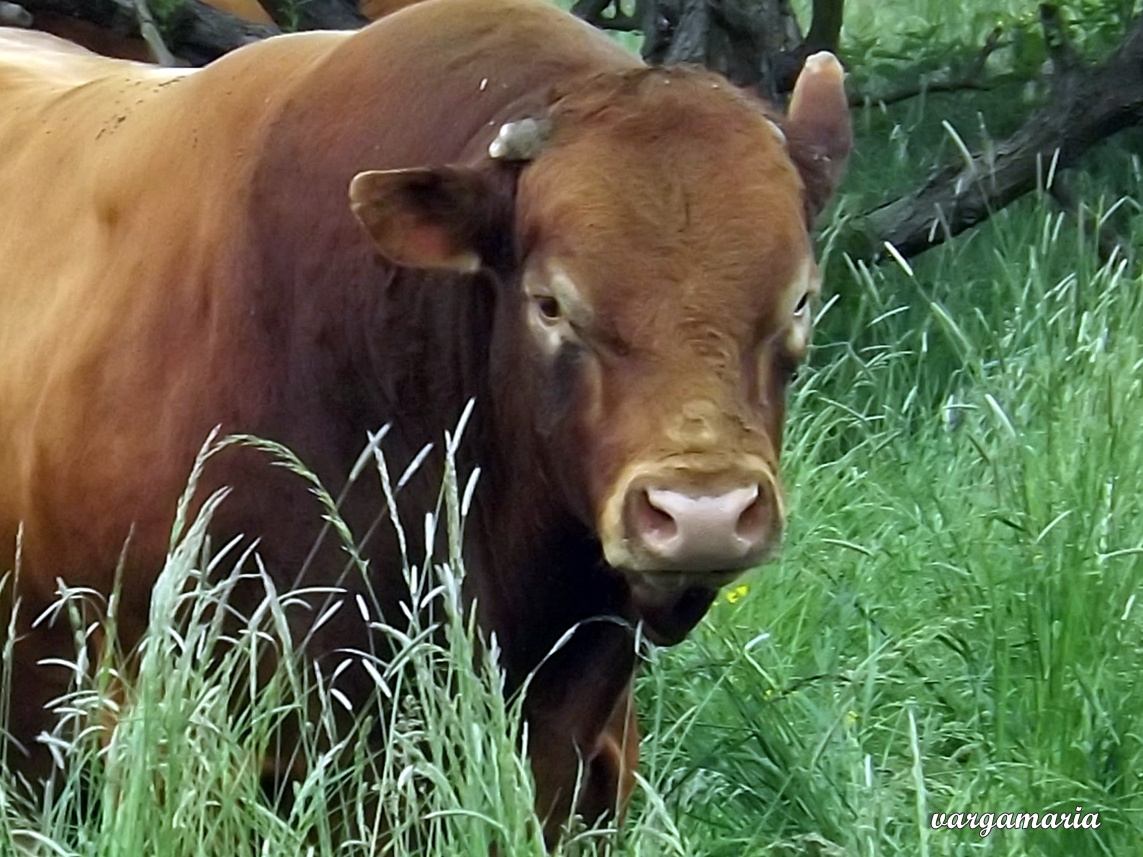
488,118,551,161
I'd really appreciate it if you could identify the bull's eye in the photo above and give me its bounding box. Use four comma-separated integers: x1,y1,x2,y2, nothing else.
534,294,562,323
793,292,809,317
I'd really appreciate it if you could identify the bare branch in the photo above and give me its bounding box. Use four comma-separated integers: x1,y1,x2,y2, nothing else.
132,0,178,66
852,78,991,109
19,0,136,31
852,26,1002,108
847,13,1143,261
804,0,844,55
570,0,610,20
163,0,279,63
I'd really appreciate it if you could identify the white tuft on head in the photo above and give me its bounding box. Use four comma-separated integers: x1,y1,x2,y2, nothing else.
488,118,551,161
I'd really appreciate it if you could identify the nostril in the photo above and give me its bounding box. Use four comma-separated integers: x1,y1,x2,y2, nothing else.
735,491,770,545
620,482,776,569
632,488,678,541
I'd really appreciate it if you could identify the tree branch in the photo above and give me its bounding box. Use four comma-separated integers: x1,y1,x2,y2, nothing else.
851,26,1001,108
847,10,1143,261
132,0,177,66
804,0,844,55
637,0,805,100
19,0,136,32
163,0,279,63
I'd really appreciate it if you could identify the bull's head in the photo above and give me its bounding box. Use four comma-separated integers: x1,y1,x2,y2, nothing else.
349,55,850,644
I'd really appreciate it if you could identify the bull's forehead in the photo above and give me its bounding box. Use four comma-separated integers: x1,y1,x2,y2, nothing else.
518,172,814,354
516,68,813,344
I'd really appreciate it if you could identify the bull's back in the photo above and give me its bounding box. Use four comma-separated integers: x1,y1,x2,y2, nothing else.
0,0,635,587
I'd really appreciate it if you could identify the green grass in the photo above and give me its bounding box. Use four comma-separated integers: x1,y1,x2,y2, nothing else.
0,429,555,857
629,4,1143,853
5,0,1143,855
640,203,1143,854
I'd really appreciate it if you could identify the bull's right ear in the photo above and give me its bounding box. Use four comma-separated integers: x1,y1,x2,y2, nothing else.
349,166,504,272
784,52,852,220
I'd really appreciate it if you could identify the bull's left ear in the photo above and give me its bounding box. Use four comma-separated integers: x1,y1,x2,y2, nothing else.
349,166,507,272
784,52,852,220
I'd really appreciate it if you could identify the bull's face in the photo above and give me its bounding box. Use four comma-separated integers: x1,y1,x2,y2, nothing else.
349,56,850,643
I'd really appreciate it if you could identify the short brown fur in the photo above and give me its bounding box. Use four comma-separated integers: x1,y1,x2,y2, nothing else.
0,0,848,842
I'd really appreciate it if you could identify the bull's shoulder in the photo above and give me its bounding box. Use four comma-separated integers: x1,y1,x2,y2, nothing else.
0,27,196,130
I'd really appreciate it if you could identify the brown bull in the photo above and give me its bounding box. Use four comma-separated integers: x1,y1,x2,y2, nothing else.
0,0,849,840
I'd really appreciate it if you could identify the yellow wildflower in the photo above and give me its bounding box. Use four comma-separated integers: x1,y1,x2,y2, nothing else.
726,583,749,604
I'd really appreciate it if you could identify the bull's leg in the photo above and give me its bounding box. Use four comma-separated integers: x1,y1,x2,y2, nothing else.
529,686,640,847
522,623,639,847
574,685,640,825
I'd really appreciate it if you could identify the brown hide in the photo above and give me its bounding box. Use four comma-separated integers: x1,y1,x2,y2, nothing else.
0,0,849,843
210,0,275,22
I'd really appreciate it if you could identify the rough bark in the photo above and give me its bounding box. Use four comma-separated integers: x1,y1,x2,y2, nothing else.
804,0,843,55
575,0,845,101
164,1,279,63
259,0,365,29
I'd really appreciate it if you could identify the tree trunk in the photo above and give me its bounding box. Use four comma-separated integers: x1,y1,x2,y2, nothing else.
576,0,845,102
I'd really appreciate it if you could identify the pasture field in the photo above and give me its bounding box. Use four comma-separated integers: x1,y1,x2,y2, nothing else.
3,0,1142,855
